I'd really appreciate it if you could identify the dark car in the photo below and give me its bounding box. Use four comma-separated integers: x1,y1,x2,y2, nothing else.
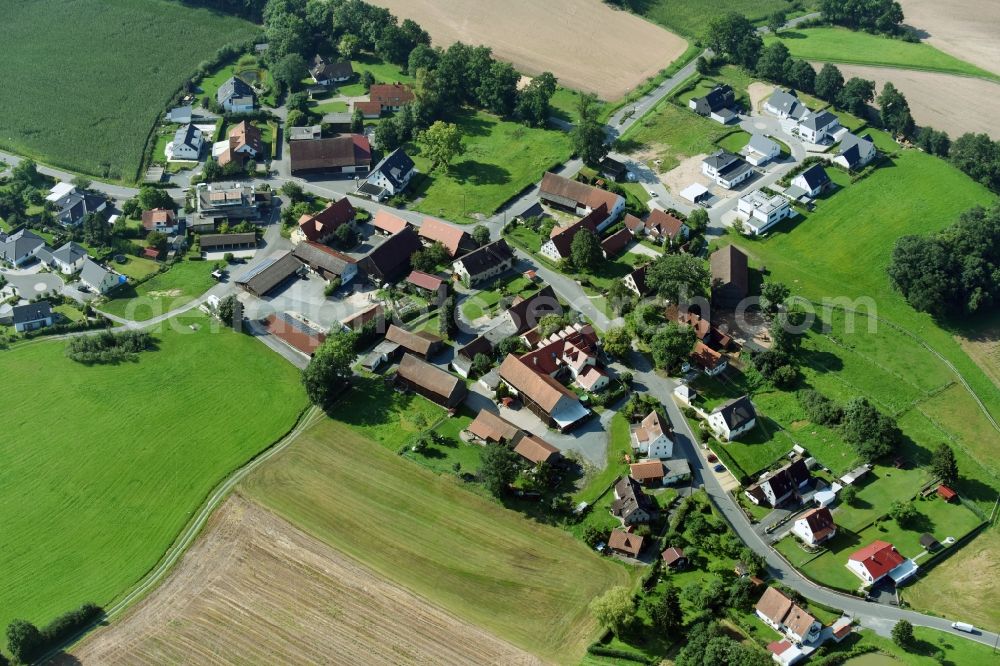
707,453,718,463
713,464,725,473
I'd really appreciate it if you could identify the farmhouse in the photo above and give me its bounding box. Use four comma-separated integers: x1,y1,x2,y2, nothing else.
710,245,749,309
217,76,256,113
600,228,632,258
539,206,602,262
419,218,476,257
755,587,821,645
765,89,809,121
611,475,653,525
372,210,410,236
12,301,53,332
467,410,521,445
709,395,757,441
625,209,689,243
293,198,355,244
165,123,204,160
684,341,728,376
630,460,666,487
385,324,444,360
607,529,644,558
195,183,259,225
199,232,257,253
797,110,840,144
265,312,327,356
79,258,118,294
623,264,649,297
216,121,263,167
452,239,514,285
0,228,45,267
498,354,589,432
513,434,561,465
669,306,732,351
631,410,674,459
792,507,837,546
737,190,792,235
289,135,371,176
701,150,754,189
745,459,811,507
395,353,467,409
292,241,358,284
846,541,918,587
834,133,876,170
368,83,415,111
357,226,422,284
310,55,353,85
743,134,781,166
359,148,416,200
538,172,625,227
788,164,832,200
235,251,302,297
142,208,180,234
688,83,737,123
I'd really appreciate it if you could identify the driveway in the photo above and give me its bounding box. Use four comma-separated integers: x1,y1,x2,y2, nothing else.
2,270,64,299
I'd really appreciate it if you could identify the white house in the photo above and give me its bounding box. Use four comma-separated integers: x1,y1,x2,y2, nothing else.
45,242,89,274
764,88,809,121
846,541,918,588
755,587,822,645
79,257,119,294
359,148,416,201
165,124,204,161
11,301,54,333
701,150,754,189
708,395,756,440
45,182,76,203
743,134,781,166
452,239,515,286
790,164,831,199
833,133,876,170
737,190,792,235
791,507,837,546
797,110,840,144
217,76,256,113
0,228,46,267
631,410,674,459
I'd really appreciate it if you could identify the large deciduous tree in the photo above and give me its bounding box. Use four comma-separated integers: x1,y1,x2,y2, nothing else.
302,330,356,408
419,121,464,172
645,254,710,303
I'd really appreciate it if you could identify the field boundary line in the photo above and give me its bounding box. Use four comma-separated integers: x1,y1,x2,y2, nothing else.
37,404,324,664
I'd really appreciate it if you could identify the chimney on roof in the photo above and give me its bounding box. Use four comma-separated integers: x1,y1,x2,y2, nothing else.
533,356,538,366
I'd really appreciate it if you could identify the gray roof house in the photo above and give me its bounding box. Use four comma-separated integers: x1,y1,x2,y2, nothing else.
709,395,758,440
788,164,832,199
765,88,808,120
744,134,781,166
0,228,46,267
166,105,193,124
217,76,256,112
53,191,108,227
834,133,876,170
689,84,736,123
358,148,416,200
79,257,119,294
797,110,840,143
47,242,89,274
702,150,754,189
12,301,53,332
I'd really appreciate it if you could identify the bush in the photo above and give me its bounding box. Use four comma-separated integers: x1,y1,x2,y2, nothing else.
66,330,154,364
797,389,844,425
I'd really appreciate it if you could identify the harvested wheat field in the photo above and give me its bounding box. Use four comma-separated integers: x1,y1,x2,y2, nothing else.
828,64,1000,139
64,497,540,666
899,0,1000,78
368,0,688,99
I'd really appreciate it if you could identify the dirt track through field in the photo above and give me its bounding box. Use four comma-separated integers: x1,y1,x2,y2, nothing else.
63,496,541,666
821,64,1000,139
368,0,688,100
899,0,1000,78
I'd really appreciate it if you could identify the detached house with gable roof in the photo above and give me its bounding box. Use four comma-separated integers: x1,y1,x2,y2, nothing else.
43,242,89,274
79,258,119,294
452,239,514,285
709,395,757,441
310,55,353,85
688,83,738,124
359,148,416,201
834,133,876,170
710,245,749,309
539,172,625,228
166,124,204,161
539,206,602,262
630,410,674,459
0,228,46,267
746,459,811,507
419,218,477,258
702,150,754,189
797,110,840,144
368,83,415,111
765,88,809,121
611,476,653,525
12,301,54,333
789,164,832,199
792,507,837,546
293,198,355,245
847,541,918,587
217,76,256,113
755,587,822,645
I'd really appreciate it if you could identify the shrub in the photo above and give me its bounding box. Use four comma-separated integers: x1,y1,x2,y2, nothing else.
65,330,153,364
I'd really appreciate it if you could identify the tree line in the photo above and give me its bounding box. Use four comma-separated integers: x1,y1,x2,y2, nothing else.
4,602,102,664
66,331,155,365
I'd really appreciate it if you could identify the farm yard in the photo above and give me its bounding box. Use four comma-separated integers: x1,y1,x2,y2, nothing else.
367,0,689,100
66,496,538,665
0,310,307,633
241,416,634,663
0,0,257,181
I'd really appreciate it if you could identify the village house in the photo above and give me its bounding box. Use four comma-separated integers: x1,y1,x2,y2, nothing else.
41,242,88,275
623,264,650,297
405,270,446,301
292,198,356,245
368,83,415,111
755,587,822,645
518,322,608,392
166,124,204,161
710,245,749,309
357,226,422,284
384,324,444,360
743,134,781,166
79,258,118,294
745,459,811,507
833,133,876,170
668,306,732,351
846,540,918,588
600,228,632,259
0,228,46,267
611,475,653,525
452,238,514,285
215,121,263,167
52,190,109,228
498,353,589,432
12,301,54,333
684,341,728,376
513,434,562,465
289,135,371,176
217,76,256,113
630,460,667,487
607,528,644,558
624,209,689,244
662,458,692,485
709,394,757,441
142,208,180,234
702,150,754,189
466,410,521,445
538,172,625,228
631,410,674,459
358,148,416,201
310,55,353,85
292,241,358,285
194,182,259,227
688,83,737,124
737,190,792,235
788,164,832,200
264,312,327,357
797,110,840,144
792,507,837,546
661,547,687,569
538,206,602,262
765,89,809,121
419,218,477,258
395,353,467,409
372,209,410,236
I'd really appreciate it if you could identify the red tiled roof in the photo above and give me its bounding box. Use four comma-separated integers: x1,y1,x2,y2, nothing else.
513,434,561,464
937,485,957,500
373,210,409,234
690,341,724,370
608,529,644,557
419,217,469,257
369,83,415,107
661,547,685,566
298,198,355,242
540,172,622,213
645,209,686,239
143,246,161,259
849,541,905,580
354,100,382,117
406,270,444,292
630,460,665,482
141,208,175,231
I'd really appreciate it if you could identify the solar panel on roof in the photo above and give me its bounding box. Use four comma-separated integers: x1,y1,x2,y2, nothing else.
276,312,322,337
237,256,276,282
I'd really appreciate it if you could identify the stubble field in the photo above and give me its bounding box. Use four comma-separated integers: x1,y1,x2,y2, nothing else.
899,0,1000,78
368,0,688,99
65,496,540,666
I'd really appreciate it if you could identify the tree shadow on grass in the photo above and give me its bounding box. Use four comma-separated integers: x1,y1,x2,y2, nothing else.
450,160,511,186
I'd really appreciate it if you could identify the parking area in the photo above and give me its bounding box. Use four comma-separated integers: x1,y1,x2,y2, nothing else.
239,271,381,331
1,270,64,299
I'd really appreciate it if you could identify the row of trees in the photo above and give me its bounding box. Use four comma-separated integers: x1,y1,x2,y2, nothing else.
5,603,102,664
888,202,1000,318
65,331,154,364
819,0,906,37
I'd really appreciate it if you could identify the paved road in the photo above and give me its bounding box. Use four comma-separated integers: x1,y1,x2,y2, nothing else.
605,52,706,143
0,149,140,200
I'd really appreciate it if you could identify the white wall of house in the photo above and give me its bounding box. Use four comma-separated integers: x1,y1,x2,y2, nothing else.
791,173,824,197
847,559,875,586
85,272,119,294
539,239,564,262
792,518,835,547
14,315,53,333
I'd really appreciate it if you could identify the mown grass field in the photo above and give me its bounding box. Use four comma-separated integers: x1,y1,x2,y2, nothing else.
0,0,257,181
633,0,817,37
241,416,634,663
0,310,307,632
99,259,217,321
408,108,573,222
767,28,999,80
620,97,736,172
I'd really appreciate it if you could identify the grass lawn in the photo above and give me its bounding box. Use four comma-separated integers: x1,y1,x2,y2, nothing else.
53,304,85,323
351,53,414,86
549,87,605,124
0,0,256,181
240,415,634,663
677,66,755,110
408,108,572,222
716,130,752,154
99,259,216,321
574,412,632,505
504,224,547,254
198,61,278,108
768,28,999,81
635,0,818,37
619,99,735,172
461,275,536,321
820,625,1000,665
309,99,348,114
111,255,161,281
0,310,307,631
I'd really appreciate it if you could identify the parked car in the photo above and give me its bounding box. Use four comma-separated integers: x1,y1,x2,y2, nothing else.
707,453,718,463
713,464,725,473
